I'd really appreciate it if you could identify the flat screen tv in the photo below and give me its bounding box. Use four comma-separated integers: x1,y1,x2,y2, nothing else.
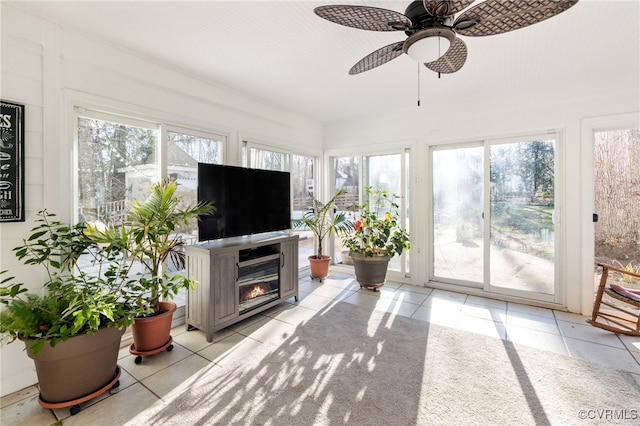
197,163,291,241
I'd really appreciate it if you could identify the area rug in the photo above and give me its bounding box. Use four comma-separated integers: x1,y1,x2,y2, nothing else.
127,301,640,425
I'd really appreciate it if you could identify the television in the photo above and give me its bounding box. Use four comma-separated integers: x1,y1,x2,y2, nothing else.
197,163,291,241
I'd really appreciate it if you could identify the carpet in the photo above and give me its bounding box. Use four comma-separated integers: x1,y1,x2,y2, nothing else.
127,301,640,425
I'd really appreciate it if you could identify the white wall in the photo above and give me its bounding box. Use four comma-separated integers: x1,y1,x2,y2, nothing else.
0,4,322,397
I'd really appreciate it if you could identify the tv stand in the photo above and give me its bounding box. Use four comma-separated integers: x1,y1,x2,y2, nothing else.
185,233,299,342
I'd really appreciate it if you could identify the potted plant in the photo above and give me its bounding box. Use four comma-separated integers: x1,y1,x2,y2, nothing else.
292,189,353,280
0,210,139,413
343,186,410,291
85,180,214,362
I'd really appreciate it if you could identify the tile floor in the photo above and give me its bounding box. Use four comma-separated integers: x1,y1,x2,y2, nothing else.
2,273,639,425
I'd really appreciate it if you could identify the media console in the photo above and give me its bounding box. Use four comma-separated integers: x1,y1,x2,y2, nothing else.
185,233,299,342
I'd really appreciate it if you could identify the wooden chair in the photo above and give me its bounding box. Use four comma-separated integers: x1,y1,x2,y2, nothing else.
588,263,640,336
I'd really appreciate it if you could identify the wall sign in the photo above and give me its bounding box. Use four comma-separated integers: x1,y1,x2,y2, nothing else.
0,100,25,222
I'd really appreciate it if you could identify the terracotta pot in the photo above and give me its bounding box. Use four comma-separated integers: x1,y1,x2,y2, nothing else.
308,255,331,280
351,252,391,291
131,301,176,352
24,326,124,403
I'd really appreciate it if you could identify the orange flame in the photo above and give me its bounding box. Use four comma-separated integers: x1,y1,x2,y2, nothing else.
245,284,267,301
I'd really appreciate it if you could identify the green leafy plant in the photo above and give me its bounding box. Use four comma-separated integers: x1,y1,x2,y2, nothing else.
343,186,410,258
0,211,140,355
292,189,354,259
85,180,215,315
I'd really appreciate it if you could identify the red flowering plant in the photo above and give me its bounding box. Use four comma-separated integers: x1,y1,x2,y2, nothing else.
343,187,410,258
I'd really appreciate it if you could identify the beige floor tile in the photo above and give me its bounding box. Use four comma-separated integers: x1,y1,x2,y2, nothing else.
197,332,263,367
172,327,218,352
505,311,561,335
557,320,626,349
321,276,359,290
296,292,337,311
454,314,506,340
465,295,508,310
564,337,640,374
141,354,212,398
309,282,357,300
388,289,430,305
618,334,640,353
235,316,296,343
460,304,507,323
273,304,322,326
0,385,39,409
411,305,460,328
422,295,465,311
229,312,272,333
397,284,433,295
341,290,384,308
507,302,556,319
505,324,570,356
429,289,468,302
119,342,193,381
553,310,590,325
0,392,57,426
373,297,421,318
56,383,158,425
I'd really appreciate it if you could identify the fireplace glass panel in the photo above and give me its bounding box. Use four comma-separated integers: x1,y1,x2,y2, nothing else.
238,258,280,314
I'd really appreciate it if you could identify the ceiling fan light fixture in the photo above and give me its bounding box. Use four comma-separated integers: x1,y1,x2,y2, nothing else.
403,28,455,63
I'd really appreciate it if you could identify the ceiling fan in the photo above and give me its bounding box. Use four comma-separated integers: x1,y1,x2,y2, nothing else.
314,0,579,75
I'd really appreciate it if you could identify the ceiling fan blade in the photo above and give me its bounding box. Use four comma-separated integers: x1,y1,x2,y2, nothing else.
349,41,405,75
314,5,411,32
453,0,579,37
422,0,476,17
425,37,468,74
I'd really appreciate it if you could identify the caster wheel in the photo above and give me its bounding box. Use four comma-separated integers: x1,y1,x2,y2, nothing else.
70,404,81,416
135,355,142,364
166,344,174,352
110,380,120,394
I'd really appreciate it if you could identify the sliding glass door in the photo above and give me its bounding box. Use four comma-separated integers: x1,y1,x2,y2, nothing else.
488,139,557,296
431,135,560,301
432,145,484,284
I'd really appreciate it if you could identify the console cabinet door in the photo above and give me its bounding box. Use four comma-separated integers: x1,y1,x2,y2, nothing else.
212,251,239,325
280,238,298,299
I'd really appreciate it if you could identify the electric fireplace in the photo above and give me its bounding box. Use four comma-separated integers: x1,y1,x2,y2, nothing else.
237,249,280,314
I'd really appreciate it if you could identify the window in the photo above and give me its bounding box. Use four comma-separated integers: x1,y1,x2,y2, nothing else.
332,150,411,277
76,110,226,241
167,128,225,239
76,114,158,224
243,141,319,269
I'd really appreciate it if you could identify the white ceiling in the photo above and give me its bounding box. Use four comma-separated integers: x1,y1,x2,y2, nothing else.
9,0,640,123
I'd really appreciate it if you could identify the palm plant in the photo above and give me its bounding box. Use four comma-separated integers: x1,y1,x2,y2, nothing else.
86,180,215,315
293,188,353,259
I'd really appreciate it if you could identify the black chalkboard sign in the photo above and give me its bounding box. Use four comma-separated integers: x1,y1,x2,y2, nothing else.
0,100,25,222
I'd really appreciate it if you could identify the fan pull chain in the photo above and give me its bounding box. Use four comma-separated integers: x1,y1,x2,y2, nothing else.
437,33,442,79
417,63,421,107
